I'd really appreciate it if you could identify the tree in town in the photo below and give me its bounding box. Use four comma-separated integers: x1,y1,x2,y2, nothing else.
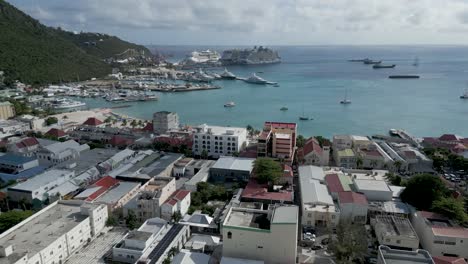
356,157,363,169
171,211,182,223
122,119,127,127
386,173,404,186
130,119,137,128
330,221,367,264
168,247,179,257
162,257,171,264
393,160,402,172
400,174,449,210
45,116,58,126
201,149,209,159
63,115,68,119
432,196,468,224
315,136,331,148
125,210,138,230
0,210,33,233
253,158,283,184
370,160,378,168
104,116,113,123
296,135,306,148
106,215,118,226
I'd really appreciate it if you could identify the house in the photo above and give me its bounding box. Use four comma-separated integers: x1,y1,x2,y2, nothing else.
7,137,40,156
372,215,419,250
74,176,120,201
411,211,468,258
241,178,294,205
257,122,297,163
0,153,43,181
334,149,357,168
45,128,67,139
209,156,255,182
297,137,330,166
279,164,294,185
222,205,298,264
0,119,29,138
298,165,326,183
337,191,368,224
35,139,90,167
172,250,210,264
153,111,179,134
325,174,352,199
161,189,191,221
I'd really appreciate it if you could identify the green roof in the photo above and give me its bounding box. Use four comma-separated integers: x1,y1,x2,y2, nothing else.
338,174,352,191
338,148,355,157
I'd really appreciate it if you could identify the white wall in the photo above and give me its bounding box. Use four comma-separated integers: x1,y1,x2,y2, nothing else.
339,203,367,224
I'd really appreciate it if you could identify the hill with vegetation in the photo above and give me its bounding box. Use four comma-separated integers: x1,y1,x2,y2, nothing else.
0,0,151,85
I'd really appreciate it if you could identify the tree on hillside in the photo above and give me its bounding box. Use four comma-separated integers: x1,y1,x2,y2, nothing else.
432,197,468,224
296,135,306,148
0,210,33,233
400,174,449,210
253,158,283,184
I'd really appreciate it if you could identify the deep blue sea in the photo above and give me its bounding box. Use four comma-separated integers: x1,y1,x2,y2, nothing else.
82,45,468,138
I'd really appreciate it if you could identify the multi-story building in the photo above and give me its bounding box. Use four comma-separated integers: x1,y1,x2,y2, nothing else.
161,189,191,221
411,211,468,258
152,111,179,134
297,137,330,166
0,120,29,137
222,205,298,264
0,200,108,264
123,177,176,222
257,122,297,163
337,191,368,224
209,156,255,182
377,245,434,264
35,139,90,167
0,153,39,174
372,215,420,250
7,169,75,202
192,124,247,158
334,148,357,168
353,179,393,201
0,101,15,120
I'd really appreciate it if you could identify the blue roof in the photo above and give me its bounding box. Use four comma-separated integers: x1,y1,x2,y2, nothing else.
0,166,46,181
0,154,36,166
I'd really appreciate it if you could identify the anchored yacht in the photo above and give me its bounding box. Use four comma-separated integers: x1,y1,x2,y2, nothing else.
220,68,236,79
245,73,268,84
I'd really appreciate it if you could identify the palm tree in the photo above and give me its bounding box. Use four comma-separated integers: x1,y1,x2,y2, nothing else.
356,157,363,169
130,119,137,128
393,160,402,172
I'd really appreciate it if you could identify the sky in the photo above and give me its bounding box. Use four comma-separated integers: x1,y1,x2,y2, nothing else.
8,0,468,45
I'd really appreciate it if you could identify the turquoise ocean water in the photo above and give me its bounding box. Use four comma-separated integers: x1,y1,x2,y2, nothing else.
82,46,468,138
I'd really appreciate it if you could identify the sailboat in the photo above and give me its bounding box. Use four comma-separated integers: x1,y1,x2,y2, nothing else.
340,88,351,104
299,106,310,120
413,57,419,67
460,89,468,99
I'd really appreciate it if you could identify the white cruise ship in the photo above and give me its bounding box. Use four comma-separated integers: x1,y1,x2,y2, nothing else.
181,50,221,67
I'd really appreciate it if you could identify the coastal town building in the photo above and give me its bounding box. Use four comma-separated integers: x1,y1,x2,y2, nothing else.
297,137,330,166
209,156,255,182
161,189,191,221
45,128,67,139
337,191,368,224
35,139,90,167
222,205,298,264
298,165,326,183
184,160,216,192
0,200,108,264
432,256,467,264
257,122,297,163
299,168,339,227
411,211,468,258
192,124,247,158
153,111,179,134
0,153,39,174
353,179,393,201
371,215,420,250
94,181,140,212
377,245,434,264
6,137,41,156
0,101,15,120
324,173,353,199
241,178,294,205
0,119,29,138
334,148,357,168
82,117,104,127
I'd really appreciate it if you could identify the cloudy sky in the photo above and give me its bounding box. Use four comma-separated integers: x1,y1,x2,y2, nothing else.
9,0,468,45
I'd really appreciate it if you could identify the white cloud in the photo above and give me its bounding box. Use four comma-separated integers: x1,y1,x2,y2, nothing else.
10,0,468,44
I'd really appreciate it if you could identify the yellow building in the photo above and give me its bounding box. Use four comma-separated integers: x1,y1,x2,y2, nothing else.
0,102,15,120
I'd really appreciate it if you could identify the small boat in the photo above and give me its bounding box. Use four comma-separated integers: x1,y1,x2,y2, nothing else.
224,101,236,107
348,58,369,62
460,89,468,99
389,75,420,79
220,68,236,79
389,129,399,136
245,73,268,84
373,64,396,69
280,107,288,111
413,57,419,67
299,107,310,120
363,59,382,65
340,88,351,104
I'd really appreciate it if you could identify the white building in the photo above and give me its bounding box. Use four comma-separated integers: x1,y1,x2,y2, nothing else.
372,215,420,250
298,137,330,166
0,120,29,138
222,205,298,264
7,169,75,202
299,167,339,227
153,111,179,134
353,179,393,201
192,124,247,158
161,189,191,221
0,200,108,264
337,191,368,224
377,245,434,264
35,139,90,167
411,211,468,259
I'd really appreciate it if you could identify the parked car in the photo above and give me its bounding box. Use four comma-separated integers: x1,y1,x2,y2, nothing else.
311,245,324,250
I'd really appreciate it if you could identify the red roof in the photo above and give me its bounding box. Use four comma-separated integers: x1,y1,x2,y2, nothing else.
419,210,448,220
154,135,192,147
165,199,177,206
83,117,103,126
432,227,468,238
433,256,467,264
338,191,368,205
264,121,297,129
45,128,66,138
110,135,134,146
325,174,345,193
302,137,323,156
16,137,39,148
85,176,119,201
164,189,191,207
439,134,461,141
241,179,293,202
282,164,293,178
142,122,153,132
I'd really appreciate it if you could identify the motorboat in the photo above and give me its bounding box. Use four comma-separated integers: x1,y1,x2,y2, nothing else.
373,64,396,69
220,68,237,79
460,89,468,99
224,101,236,107
280,107,288,111
245,73,268,84
50,98,86,110
340,88,352,104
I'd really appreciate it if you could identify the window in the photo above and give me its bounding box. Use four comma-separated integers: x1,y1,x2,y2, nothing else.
227,231,232,239
331,215,335,219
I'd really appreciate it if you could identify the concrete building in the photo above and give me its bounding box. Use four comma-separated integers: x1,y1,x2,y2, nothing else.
299,168,339,227
209,156,255,182
298,165,327,182
337,191,368,224
35,139,90,167
123,177,176,222
193,124,247,158
0,153,39,174
94,181,141,212
257,122,297,163
377,245,434,264
0,101,15,120
184,160,216,192
172,250,210,264
297,137,330,166
353,179,393,201
241,178,294,205
0,120,29,138
161,189,191,221
325,173,353,199
372,215,420,250
335,148,357,168
0,200,108,264
7,169,74,202
173,158,194,177
152,111,179,134
222,205,298,264
411,211,468,258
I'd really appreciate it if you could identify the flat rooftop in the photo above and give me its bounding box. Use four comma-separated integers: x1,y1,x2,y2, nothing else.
58,148,118,174
374,216,418,238
8,169,72,192
224,209,270,230
354,179,392,192
211,156,255,172
378,246,434,264
271,206,298,224
0,202,88,264
140,152,183,177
